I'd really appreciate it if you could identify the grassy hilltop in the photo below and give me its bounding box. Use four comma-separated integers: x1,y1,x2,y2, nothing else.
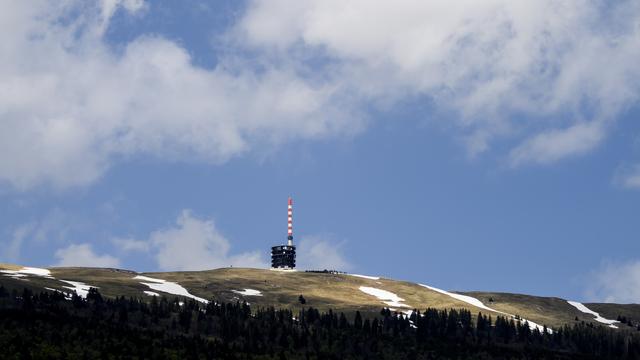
1,263,638,331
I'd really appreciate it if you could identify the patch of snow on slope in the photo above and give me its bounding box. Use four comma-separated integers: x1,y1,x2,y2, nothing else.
402,309,415,317
18,267,52,277
44,287,71,299
419,284,551,333
60,280,94,298
232,289,263,296
45,287,67,294
359,286,411,308
144,291,159,296
567,301,619,328
420,284,495,312
348,274,380,280
2,273,27,278
133,275,209,304
1,267,53,279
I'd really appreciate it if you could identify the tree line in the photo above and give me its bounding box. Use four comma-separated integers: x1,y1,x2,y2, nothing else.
0,285,639,359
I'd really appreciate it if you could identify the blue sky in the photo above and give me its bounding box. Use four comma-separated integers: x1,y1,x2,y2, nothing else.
1,0,640,303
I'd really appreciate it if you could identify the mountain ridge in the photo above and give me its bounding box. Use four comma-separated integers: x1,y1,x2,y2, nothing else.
2,262,638,332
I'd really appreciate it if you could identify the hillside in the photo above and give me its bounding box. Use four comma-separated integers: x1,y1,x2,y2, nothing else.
1,263,637,332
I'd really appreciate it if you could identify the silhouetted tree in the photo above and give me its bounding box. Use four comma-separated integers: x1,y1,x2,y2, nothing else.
1,286,639,359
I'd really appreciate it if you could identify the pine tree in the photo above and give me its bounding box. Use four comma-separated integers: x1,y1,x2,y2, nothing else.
363,319,371,333
87,287,103,303
354,311,363,330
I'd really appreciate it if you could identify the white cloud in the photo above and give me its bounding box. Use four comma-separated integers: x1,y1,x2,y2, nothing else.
97,0,147,35
12,209,266,270
296,235,353,271
131,210,267,271
614,164,640,189
54,243,121,268
113,214,351,271
3,0,640,191
0,1,360,190
509,122,605,166
236,0,640,164
587,260,640,303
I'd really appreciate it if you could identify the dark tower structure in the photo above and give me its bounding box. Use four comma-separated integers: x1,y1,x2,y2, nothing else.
271,197,296,269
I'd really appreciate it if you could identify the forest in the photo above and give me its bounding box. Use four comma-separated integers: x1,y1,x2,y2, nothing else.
1,285,639,359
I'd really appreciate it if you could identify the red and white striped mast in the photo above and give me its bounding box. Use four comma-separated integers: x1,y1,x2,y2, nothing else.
287,197,293,246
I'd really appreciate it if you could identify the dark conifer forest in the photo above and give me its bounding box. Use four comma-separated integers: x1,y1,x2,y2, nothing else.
1,285,639,359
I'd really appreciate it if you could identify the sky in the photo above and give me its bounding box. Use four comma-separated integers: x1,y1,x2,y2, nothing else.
1,0,640,303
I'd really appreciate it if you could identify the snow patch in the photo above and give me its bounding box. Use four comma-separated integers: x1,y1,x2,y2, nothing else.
348,274,380,280
2,273,27,278
232,288,263,296
60,280,94,298
359,286,411,308
420,284,495,312
1,267,53,279
45,287,71,298
144,291,159,297
402,309,415,317
19,267,52,277
567,301,619,328
133,275,209,304
419,284,551,333
45,287,64,293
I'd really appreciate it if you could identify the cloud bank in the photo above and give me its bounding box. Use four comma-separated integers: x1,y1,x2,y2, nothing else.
2,0,640,190
54,243,121,268
50,211,354,272
149,210,267,271
236,0,640,163
113,210,268,271
296,235,353,271
0,0,360,190
587,260,640,304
